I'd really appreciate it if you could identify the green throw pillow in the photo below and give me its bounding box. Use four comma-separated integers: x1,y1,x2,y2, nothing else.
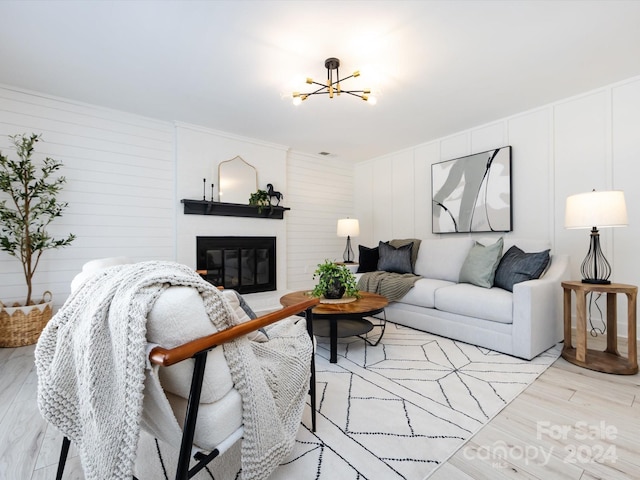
459,237,504,288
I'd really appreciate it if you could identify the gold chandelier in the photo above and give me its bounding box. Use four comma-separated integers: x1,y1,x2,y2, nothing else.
292,57,377,105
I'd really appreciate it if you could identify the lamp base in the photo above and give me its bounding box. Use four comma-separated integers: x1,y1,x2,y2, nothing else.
343,235,355,263
582,278,611,285
579,227,612,285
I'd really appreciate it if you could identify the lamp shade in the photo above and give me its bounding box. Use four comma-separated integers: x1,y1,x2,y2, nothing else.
337,218,360,237
565,190,628,229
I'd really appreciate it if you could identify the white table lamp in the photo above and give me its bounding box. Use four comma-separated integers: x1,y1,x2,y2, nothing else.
565,190,628,284
337,218,360,263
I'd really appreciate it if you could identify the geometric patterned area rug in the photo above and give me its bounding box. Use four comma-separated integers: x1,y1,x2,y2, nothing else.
135,322,560,480
271,322,561,480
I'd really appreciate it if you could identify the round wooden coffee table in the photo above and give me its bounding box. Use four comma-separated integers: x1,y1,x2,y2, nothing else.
280,291,388,363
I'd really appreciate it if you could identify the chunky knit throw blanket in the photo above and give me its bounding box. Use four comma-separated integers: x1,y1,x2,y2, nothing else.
357,271,421,302
35,261,312,480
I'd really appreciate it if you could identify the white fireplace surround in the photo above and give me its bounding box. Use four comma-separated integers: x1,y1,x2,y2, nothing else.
175,124,290,313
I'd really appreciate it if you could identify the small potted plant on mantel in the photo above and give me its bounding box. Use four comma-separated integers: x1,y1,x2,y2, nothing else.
0,134,75,347
311,260,360,300
248,188,269,213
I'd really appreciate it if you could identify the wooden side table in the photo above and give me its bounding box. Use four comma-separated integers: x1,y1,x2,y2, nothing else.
561,281,638,374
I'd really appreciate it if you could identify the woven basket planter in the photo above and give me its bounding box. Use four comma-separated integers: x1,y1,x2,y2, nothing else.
0,292,53,347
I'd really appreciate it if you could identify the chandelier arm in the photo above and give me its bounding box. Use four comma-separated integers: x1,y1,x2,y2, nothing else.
336,73,356,83
342,91,365,99
301,84,331,97
308,81,327,89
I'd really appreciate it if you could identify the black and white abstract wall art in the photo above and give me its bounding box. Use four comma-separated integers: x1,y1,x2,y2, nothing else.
432,146,512,233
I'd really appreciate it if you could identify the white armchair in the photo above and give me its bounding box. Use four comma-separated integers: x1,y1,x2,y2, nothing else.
37,259,318,480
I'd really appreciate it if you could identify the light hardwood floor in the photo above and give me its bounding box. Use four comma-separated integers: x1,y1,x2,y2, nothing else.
1,335,638,479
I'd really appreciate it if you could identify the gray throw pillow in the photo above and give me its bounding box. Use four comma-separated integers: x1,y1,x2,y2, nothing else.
494,246,550,292
377,241,413,274
231,290,269,340
459,237,504,288
389,238,422,271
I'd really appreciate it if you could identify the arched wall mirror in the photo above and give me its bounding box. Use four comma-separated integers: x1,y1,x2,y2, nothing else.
218,156,257,204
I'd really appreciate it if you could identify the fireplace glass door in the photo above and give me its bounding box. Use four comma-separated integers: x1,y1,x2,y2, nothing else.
197,237,276,294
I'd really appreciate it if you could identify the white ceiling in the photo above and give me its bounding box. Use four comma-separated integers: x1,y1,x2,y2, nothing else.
1,1,640,162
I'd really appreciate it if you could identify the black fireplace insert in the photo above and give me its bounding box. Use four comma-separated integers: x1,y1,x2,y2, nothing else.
196,236,276,294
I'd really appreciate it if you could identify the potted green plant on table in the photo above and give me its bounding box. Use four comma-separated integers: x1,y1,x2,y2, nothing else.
0,134,75,347
311,260,360,300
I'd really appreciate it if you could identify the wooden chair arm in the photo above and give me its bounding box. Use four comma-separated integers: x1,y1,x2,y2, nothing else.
149,297,319,367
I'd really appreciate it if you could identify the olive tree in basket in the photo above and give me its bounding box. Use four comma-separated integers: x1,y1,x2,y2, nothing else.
0,134,75,346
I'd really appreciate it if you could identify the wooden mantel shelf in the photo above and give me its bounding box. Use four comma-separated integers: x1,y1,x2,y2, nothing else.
181,199,290,219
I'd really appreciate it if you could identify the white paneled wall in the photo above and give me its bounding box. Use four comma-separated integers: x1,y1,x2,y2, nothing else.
612,80,640,289
553,91,610,272
287,151,355,292
506,109,552,240
391,151,416,240
355,75,640,338
413,143,437,240
0,85,175,309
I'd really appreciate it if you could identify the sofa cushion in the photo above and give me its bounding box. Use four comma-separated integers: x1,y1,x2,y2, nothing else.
494,246,550,292
389,238,422,271
357,244,379,273
434,283,513,324
396,278,456,308
377,241,413,274
459,237,504,288
414,237,474,282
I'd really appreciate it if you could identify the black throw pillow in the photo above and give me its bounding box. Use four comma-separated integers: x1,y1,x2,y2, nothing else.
494,246,550,292
357,245,379,273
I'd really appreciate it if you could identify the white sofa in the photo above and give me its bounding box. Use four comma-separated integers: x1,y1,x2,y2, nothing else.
359,237,569,360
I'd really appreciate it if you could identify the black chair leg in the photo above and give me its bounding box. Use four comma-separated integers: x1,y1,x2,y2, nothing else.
175,351,207,480
55,436,141,480
305,307,317,432
56,436,71,480
310,354,317,432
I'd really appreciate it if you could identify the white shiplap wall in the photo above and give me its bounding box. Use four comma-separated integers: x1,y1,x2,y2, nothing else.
287,151,355,291
0,85,175,309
